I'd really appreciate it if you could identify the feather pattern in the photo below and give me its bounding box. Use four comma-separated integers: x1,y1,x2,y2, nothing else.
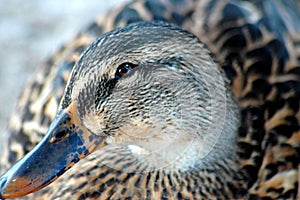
0,0,299,199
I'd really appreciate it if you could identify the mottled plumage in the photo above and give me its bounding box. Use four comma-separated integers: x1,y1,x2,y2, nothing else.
0,0,300,199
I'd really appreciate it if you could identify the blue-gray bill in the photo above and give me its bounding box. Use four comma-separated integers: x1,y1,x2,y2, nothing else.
0,102,104,199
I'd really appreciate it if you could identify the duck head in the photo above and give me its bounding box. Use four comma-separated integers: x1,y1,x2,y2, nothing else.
0,21,239,198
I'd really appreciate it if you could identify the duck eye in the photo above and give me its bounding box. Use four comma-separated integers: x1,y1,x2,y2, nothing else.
115,62,137,79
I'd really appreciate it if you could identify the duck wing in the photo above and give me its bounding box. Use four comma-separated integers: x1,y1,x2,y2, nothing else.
192,1,300,198
1,0,299,199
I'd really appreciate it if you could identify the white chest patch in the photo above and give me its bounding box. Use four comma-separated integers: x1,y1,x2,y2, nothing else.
127,144,150,155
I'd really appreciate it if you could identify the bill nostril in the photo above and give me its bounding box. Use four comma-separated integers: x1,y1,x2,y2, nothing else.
50,129,69,143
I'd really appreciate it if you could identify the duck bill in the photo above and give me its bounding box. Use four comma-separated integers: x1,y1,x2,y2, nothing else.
0,102,105,199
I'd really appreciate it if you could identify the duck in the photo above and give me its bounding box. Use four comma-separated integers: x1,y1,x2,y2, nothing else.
0,0,299,199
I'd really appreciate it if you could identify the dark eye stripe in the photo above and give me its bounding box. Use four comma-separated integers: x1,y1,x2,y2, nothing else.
115,62,137,79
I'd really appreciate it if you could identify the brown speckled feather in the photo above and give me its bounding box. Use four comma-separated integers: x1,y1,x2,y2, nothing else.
1,0,299,199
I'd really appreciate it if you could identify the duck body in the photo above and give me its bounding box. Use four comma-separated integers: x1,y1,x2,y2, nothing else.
1,0,300,199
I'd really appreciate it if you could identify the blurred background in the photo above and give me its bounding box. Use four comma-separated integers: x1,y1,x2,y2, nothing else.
0,0,127,153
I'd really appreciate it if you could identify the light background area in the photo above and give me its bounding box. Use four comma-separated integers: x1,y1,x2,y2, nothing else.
0,0,128,155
